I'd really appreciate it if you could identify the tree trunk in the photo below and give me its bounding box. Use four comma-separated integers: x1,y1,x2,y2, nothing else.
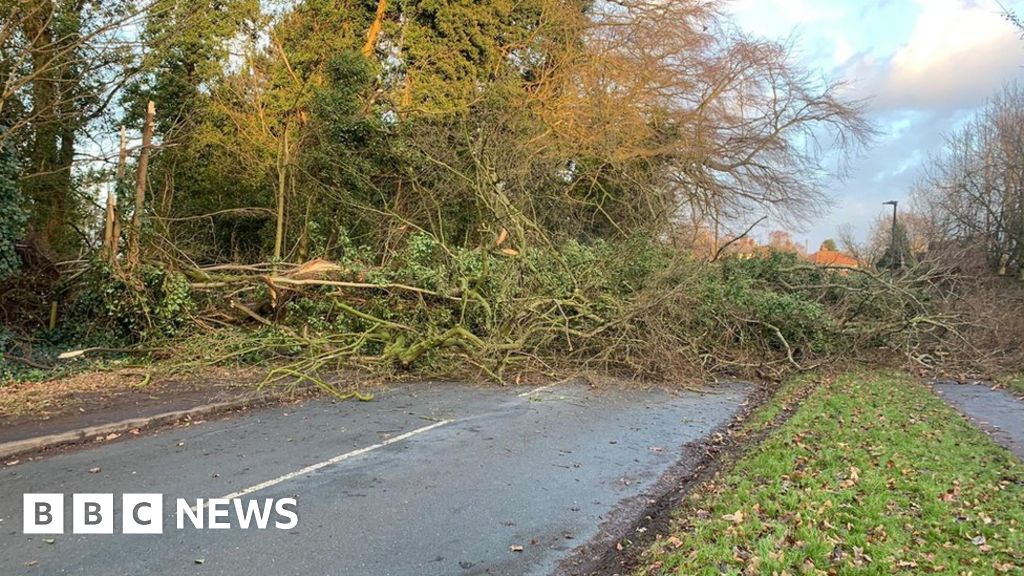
22,2,61,261
127,101,155,272
102,126,127,266
273,122,290,264
363,0,388,57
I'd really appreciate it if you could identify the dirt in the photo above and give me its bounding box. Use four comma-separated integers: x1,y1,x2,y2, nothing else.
0,367,265,445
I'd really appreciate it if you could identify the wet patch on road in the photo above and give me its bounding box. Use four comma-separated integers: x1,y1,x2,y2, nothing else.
932,380,1024,460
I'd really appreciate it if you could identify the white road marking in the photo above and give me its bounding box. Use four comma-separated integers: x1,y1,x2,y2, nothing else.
517,383,561,398
200,419,452,507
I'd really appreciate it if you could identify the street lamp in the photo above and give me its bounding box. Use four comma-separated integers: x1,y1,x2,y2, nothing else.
882,200,900,269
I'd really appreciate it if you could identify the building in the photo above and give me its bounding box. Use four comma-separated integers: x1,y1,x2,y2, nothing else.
807,249,859,268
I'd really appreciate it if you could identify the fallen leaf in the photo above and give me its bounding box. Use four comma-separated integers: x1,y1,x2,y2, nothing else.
840,466,861,488
721,510,744,524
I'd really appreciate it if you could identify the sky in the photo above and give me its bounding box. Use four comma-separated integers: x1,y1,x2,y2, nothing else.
728,0,1024,249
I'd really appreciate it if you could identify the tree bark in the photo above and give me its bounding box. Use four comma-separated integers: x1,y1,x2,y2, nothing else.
273,122,290,265
22,2,61,260
127,101,155,272
102,126,126,265
363,0,388,57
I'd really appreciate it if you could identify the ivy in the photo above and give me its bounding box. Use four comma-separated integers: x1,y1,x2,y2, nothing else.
0,126,27,279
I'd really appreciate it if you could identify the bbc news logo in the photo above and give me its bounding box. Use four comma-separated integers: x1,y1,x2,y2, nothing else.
23,494,298,534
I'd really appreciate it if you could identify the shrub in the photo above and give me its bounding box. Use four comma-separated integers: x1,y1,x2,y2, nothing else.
64,262,195,344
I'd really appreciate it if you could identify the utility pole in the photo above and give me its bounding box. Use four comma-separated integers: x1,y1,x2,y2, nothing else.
883,200,899,269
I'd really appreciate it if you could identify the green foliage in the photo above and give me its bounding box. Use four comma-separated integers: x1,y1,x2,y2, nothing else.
694,255,835,356
65,263,195,344
124,0,258,132
313,52,379,145
0,127,27,279
259,234,905,381
400,0,550,111
392,232,447,290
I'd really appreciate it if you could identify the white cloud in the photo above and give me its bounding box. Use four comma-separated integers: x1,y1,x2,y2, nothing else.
727,0,1024,245
872,0,1024,110
728,0,846,37
833,36,855,66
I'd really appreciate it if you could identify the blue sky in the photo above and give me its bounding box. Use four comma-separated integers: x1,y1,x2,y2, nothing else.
728,0,1024,247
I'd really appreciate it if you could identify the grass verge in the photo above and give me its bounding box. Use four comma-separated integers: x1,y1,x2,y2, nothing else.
635,371,1023,575
1000,374,1024,398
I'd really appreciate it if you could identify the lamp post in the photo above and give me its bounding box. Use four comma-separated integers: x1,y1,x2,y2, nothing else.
882,200,899,269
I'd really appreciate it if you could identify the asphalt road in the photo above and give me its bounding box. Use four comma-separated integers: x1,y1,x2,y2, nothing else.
0,381,748,576
932,381,1024,460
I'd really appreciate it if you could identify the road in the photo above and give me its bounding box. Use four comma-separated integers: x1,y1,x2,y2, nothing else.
0,381,748,576
932,381,1024,460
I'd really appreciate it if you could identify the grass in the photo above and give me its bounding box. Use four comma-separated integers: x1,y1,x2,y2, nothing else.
733,374,817,440
1001,375,1024,398
636,371,1024,575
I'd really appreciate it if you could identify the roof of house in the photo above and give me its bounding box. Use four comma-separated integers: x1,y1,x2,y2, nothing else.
808,250,859,267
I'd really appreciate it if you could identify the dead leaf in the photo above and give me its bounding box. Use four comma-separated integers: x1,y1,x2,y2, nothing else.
840,466,861,488
721,510,744,524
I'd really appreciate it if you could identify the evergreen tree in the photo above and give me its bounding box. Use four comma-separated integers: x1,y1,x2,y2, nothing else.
877,221,913,270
